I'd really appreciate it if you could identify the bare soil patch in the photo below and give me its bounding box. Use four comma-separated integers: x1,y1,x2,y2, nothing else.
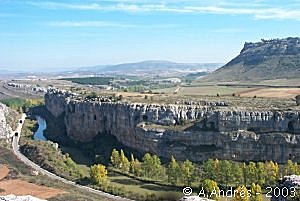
0,179,65,199
0,165,9,180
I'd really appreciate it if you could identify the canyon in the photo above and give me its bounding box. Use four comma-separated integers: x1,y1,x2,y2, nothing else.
45,89,300,163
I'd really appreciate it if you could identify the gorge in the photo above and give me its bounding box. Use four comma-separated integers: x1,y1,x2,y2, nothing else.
44,89,300,163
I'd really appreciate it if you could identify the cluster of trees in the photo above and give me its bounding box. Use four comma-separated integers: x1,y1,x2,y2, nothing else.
110,149,196,185
0,98,44,113
201,179,263,201
203,159,279,187
110,149,300,189
63,77,113,85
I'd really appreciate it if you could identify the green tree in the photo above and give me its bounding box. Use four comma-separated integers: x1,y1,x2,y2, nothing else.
166,156,180,184
203,159,217,181
201,179,220,200
203,159,220,182
219,160,233,187
151,155,163,180
250,183,262,201
232,163,243,185
119,149,130,173
90,164,108,186
181,159,195,186
110,149,120,168
284,160,299,175
233,186,250,201
142,153,153,178
246,162,257,186
256,162,266,186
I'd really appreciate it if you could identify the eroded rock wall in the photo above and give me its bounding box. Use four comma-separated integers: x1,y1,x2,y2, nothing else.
45,91,300,163
0,103,14,139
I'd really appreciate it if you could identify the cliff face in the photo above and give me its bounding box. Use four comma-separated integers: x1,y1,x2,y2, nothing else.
202,37,300,81
0,103,14,139
45,90,300,163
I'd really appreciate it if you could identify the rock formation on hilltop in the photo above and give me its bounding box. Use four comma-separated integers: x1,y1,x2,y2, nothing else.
45,89,300,163
203,37,300,82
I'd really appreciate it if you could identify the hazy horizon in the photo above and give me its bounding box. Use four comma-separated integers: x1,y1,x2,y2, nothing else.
1,0,300,71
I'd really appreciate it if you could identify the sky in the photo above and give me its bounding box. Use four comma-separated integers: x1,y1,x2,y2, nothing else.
1,0,300,72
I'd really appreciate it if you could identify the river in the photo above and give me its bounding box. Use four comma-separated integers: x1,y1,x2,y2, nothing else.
34,116,47,141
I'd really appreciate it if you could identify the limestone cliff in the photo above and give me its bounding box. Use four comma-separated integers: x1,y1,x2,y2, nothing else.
0,103,14,139
45,90,300,163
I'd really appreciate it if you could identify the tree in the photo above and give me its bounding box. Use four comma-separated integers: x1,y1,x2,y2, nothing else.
219,160,232,187
119,149,130,173
110,149,120,168
256,162,266,186
166,156,180,184
133,158,142,177
284,160,299,175
233,186,250,201
130,154,142,177
232,163,243,186
201,179,220,200
151,155,163,180
296,95,300,106
246,162,257,186
250,183,262,201
203,159,217,181
181,159,195,186
142,153,153,178
264,161,279,186
90,164,108,186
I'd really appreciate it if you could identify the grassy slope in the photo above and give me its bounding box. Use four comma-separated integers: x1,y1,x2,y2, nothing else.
201,55,300,83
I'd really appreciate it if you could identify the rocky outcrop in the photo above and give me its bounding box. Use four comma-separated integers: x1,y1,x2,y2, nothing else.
202,37,300,81
45,90,300,163
0,103,14,139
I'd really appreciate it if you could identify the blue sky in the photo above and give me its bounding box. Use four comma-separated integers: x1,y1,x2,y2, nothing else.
1,0,300,71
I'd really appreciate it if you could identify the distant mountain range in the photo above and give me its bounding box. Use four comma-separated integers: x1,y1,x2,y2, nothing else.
203,37,300,82
76,60,222,76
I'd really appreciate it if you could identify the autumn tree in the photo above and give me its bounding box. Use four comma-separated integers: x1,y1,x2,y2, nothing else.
110,149,120,168
201,179,220,201
90,164,108,186
250,183,262,201
233,186,250,201
119,149,130,173
265,161,279,186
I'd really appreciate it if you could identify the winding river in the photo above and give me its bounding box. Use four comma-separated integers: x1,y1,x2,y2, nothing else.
34,116,47,141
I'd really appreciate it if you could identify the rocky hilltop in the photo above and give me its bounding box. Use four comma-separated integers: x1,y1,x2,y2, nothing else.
203,37,300,81
45,90,300,163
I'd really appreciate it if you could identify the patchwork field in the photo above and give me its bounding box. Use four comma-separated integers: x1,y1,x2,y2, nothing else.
239,87,300,98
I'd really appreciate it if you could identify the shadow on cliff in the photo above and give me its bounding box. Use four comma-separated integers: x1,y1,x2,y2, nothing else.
31,106,143,166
